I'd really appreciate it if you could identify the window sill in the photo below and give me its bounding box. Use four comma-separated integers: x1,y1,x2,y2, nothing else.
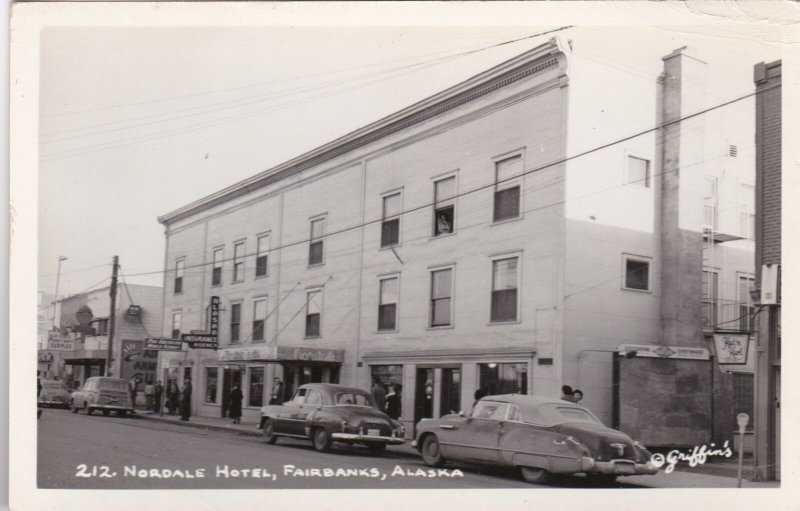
203,403,221,407
376,329,399,334
255,274,269,280
307,262,325,269
488,319,521,326
426,325,454,331
491,216,523,227
430,232,456,241
231,279,244,285
173,292,183,296
211,284,222,288
379,244,401,251
304,335,322,340
621,286,652,294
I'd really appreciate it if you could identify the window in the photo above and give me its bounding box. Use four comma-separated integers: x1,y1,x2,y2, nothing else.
252,298,267,342
378,277,399,331
430,268,453,327
704,176,718,231
205,368,218,404
702,270,718,328
309,217,325,265
732,373,754,431
174,258,185,294
256,234,270,277
381,192,401,247
233,242,245,282
729,144,738,157
230,303,241,343
471,401,510,420
292,388,307,404
623,255,650,291
305,289,322,337
305,389,321,406
171,310,182,339
738,274,755,331
94,318,109,336
740,184,755,240
494,155,523,222
248,367,264,407
479,362,528,395
491,257,519,322
212,248,223,286
627,156,650,187
433,177,456,236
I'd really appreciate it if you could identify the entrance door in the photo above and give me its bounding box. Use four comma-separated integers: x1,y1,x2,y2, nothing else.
441,368,461,416
221,368,242,418
414,368,434,425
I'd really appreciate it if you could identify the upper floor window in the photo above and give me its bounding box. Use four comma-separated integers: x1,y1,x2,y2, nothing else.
494,155,523,222
233,242,245,283
171,310,182,339
430,268,453,327
623,254,651,292
626,156,650,188
704,176,718,231
433,176,456,236
491,257,519,323
212,248,223,286
309,217,326,266
94,318,109,336
739,184,755,241
252,298,267,342
378,276,399,332
381,192,402,248
256,234,270,277
702,269,719,328
738,274,756,331
174,258,185,294
305,289,322,337
230,302,241,343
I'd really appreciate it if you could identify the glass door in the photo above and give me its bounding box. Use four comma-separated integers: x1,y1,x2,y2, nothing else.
414,368,434,424
221,367,242,418
440,368,461,416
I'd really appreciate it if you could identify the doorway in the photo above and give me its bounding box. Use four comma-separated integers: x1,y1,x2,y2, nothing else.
221,367,242,418
440,368,461,416
414,368,434,424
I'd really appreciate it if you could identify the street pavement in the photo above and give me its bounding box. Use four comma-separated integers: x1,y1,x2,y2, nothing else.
37,408,778,489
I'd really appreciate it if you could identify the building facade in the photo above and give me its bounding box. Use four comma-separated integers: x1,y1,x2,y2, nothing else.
157,39,755,444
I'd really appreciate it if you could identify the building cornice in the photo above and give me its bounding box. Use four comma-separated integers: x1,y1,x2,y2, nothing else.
158,39,564,227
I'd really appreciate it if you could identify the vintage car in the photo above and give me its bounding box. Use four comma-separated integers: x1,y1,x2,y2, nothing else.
38,379,71,408
413,394,658,484
259,383,405,454
70,377,134,416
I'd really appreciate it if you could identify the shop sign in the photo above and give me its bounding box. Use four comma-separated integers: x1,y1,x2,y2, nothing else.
617,344,709,360
209,296,220,337
218,346,277,362
121,339,158,383
48,337,74,351
188,340,218,350
714,334,749,365
277,346,344,363
145,337,183,351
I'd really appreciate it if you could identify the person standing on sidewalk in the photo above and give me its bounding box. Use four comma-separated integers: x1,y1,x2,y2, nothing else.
179,378,192,422
153,380,164,415
144,382,154,411
269,378,284,405
166,379,180,415
128,376,140,414
229,384,243,424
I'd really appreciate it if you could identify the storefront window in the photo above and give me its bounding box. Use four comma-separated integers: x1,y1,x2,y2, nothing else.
205,367,218,404
248,367,265,407
371,365,403,419
478,362,528,396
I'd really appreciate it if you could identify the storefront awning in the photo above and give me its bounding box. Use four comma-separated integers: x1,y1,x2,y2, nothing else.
362,347,536,363
217,345,344,364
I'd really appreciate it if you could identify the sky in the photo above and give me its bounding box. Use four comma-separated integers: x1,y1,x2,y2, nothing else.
36,11,786,302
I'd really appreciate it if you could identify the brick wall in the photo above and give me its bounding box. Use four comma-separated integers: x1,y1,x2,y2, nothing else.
755,61,782,269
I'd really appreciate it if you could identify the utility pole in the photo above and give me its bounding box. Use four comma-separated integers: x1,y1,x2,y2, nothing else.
105,255,119,377
51,255,68,332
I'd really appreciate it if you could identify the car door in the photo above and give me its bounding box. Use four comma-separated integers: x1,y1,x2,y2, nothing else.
274,388,306,436
439,401,508,463
297,389,323,437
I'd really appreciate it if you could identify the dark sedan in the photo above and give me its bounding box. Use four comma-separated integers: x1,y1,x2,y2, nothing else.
258,383,405,454
413,394,658,484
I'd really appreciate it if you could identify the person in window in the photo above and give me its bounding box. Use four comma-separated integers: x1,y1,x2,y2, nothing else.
269,378,284,405
437,213,451,234
385,384,402,419
229,384,243,424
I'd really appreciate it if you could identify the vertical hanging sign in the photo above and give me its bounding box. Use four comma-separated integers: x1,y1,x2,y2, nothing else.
209,296,220,338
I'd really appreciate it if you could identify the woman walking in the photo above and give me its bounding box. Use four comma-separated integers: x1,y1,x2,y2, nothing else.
229,384,243,424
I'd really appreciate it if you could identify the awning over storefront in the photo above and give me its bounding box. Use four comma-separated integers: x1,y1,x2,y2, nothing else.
362,347,536,363
217,345,344,364
62,349,107,362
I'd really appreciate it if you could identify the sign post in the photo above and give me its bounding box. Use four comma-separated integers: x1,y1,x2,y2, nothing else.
736,413,749,488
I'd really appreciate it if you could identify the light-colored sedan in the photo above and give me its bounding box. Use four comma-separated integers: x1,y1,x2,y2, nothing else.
70,377,133,417
38,380,71,409
413,394,658,485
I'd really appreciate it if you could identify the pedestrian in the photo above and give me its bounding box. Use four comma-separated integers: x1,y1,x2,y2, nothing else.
269,378,284,405
144,382,154,411
385,384,401,419
153,380,164,415
472,387,486,409
229,384,243,424
179,378,192,422
561,385,579,403
166,379,180,415
372,379,387,411
572,389,584,404
128,376,139,413
37,377,42,420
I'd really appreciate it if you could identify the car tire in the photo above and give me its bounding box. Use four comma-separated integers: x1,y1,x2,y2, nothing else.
84,403,92,415
312,428,332,453
521,467,550,485
262,419,278,445
366,443,387,456
421,435,445,467
71,401,79,414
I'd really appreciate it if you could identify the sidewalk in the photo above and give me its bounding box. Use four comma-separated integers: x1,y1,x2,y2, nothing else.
133,411,779,488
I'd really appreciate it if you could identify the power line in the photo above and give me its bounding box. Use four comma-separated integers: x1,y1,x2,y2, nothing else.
122,82,778,280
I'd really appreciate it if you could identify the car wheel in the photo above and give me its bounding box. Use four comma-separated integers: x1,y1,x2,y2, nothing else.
521,467,550,485
366,443,387,456
102,410,110,416
262,419,278,445
84,403,93,415
71,401,79,414
421,435,445,467
312,428,332,453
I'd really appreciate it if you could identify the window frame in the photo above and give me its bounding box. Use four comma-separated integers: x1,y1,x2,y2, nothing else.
255,232,271,278
380,190,402,248
247,366,265,407
174,257,185,295
432,173,457,237
211,247,224,287
377,274,400,333
625,154,651,188
229,301,242,344
171,310,182,340
308,215,327,267
429,265,455,329
305,288,323,338
704,176,718,231
492,151,525,224
204,367,218,404
489,254,521,324
621,254,652,293
737,272,756,331
232,240,246,283
252,296,268,342
702,268,719,329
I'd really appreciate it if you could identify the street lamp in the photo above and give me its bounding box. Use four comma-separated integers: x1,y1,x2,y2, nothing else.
51,255,68,331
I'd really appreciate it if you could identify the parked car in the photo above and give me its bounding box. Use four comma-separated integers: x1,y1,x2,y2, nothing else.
70,377,133,417
38,379,71,409
259,383,405,454
413,394,658,484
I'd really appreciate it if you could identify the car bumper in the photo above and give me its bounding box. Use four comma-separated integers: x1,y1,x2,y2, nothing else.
91,404,134,411
584,457,659,476
38,400,69,407
332,432,405,445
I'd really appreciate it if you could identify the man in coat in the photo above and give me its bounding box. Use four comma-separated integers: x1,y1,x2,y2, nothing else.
371,380,387,411
179,378,192,421
269,378,283,405
153,380,164,415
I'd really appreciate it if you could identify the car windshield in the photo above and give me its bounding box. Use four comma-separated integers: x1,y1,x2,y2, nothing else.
554,406,600,424
334,392,374,407
98,380,127,391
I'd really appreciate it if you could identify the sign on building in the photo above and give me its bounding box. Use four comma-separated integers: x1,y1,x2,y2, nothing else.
120,339,159,384
714,333,750,365
617,344,710,360
144,337,183,351
48,337,74,351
